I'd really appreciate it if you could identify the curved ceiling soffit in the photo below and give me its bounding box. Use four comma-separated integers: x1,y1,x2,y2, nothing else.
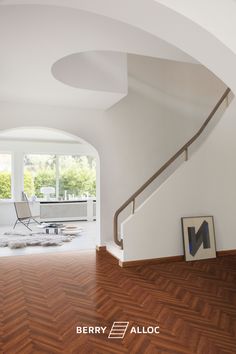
1,1,235,104
0,126,99,156
0,3,201,109
52,51,128,93
3,0,234,92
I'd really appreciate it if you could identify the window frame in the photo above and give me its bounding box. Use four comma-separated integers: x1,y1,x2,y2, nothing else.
23,153,96,201
0,151,14,202
23,152,57,201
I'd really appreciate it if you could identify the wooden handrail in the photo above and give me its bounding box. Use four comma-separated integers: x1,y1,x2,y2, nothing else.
114,87,231,248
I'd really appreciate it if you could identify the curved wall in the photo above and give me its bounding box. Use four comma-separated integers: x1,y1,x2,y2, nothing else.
123,99,236,260
0,60,225,244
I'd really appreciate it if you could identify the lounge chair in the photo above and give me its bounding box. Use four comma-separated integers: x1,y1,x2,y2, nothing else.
13,201,40,231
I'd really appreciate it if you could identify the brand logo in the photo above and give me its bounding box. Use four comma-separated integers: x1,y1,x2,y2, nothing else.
108,322,129,339
76,326,106,334
76,322,160,339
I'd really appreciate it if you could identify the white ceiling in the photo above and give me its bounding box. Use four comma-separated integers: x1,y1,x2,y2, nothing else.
0,3,197,110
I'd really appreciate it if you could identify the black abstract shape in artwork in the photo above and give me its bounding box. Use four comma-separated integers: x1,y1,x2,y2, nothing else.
188,220,210,256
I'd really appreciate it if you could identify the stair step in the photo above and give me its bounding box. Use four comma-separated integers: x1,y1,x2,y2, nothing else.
106,241,124,262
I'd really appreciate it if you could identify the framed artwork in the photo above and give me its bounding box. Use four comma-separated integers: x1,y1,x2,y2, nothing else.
181,216,216,261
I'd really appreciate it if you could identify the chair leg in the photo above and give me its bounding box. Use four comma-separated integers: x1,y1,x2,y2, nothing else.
13,219,18,229
32,218,40,225
20,219,32,231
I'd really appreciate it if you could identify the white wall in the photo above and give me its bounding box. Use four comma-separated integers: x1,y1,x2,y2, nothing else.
0,58,225,245
123,98,236,261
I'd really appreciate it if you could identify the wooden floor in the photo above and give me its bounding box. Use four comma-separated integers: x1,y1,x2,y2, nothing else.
0,251,235,354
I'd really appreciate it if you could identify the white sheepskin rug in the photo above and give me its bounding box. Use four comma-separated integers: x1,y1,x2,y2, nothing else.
0,231,76,249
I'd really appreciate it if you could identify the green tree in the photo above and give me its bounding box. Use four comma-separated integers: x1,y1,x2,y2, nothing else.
24,171,35,197
24,155,96,199
34,170,56,197
0,172,11,199
60,167,96,197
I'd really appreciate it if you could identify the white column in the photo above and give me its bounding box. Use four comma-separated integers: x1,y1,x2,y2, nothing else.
56,155,59,200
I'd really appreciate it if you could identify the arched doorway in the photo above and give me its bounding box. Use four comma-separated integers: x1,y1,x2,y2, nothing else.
0,126,101,255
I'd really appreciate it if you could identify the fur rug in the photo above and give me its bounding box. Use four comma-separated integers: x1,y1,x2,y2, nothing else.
0,231,76,249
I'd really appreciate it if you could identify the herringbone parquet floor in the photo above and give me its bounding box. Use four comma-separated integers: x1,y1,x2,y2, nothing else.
0,250,235,354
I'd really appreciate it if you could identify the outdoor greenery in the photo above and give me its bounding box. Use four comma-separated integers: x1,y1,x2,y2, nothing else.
34,170,56,198
0,172,11,199
59,167,96,198
59,155,96,197
0,154,96,200
24,170,35,197
24,155,96,199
